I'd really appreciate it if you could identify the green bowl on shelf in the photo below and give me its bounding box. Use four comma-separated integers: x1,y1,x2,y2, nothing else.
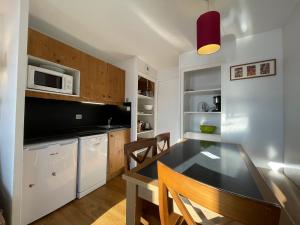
200,125,216,134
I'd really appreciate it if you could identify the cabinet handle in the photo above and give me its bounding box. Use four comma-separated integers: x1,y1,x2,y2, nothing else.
52,172,56,176
50,152,59,156
60,141,76,146
29,184,35,188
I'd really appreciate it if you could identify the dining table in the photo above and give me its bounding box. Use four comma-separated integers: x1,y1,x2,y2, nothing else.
122,139,281,225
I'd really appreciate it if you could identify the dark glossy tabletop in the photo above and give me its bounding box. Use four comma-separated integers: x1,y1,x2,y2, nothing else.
138,139,264,202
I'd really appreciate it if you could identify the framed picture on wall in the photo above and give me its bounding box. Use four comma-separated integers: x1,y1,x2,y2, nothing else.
230,59,276,81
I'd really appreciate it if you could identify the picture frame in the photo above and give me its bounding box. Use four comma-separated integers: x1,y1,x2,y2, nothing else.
230,59,276,81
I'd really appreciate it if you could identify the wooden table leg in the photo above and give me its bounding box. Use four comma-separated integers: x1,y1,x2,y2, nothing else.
126,181,142,225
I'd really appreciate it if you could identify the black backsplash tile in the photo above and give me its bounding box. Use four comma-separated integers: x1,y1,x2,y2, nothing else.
24,97,131,140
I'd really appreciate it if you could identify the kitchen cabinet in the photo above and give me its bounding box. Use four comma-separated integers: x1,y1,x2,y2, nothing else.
107,64,125,103
28,29,80,70
22,139,78,224
95,56,109,102
27,28,125,105
107,129,130,180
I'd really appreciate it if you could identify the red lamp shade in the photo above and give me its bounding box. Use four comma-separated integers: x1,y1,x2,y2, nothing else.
197,11,221,55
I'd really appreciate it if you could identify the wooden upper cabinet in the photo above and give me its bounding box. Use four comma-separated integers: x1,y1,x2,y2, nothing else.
107,64,125,104
51,39,81,70
79,53,93,101
28,29,80,69
96,58,109,102
27,28,125,105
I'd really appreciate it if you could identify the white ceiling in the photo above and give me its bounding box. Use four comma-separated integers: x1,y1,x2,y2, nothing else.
29,0,299,70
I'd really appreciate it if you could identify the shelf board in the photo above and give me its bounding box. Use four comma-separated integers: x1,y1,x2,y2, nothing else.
137,130,154,135
184,132,221,142
26,88,80,97
137,113,153,116
184,111,221,115
138,94,154,100
184,88,221,95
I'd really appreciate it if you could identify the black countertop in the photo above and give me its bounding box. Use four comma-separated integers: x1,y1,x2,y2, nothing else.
138,139,268,202
24,125,130,145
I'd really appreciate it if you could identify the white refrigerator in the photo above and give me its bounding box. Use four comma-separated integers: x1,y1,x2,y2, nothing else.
22,138,78,224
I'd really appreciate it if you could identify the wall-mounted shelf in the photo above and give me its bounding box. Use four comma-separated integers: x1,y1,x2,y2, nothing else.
182,65,222,141
184,88,221,96
184,132,221,142
137,130,154,135
184,112,221,115
25,88,80,97
138,94,154,100
138,113,153,116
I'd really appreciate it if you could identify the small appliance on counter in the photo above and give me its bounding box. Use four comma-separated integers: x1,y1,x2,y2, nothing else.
213,95,221,112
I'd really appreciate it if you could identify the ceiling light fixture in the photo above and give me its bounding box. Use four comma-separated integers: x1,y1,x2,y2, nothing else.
197,0,221,55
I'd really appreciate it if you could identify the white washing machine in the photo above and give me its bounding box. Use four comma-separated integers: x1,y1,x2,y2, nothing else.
77,133,108,198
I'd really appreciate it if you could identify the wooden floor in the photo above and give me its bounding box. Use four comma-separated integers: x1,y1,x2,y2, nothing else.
31,176,127,225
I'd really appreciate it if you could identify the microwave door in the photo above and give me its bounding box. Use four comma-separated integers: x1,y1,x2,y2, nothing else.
27,65,73,94
34,72,63,90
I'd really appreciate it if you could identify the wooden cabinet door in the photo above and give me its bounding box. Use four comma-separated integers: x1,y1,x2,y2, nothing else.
95,59,108,102
51,38,81,70
82,56,108,102
108,129,130,178
80,53,94,101
28,29,54,61
107,64,125,104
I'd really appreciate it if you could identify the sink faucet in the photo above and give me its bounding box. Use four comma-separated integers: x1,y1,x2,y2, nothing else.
108,117,112,128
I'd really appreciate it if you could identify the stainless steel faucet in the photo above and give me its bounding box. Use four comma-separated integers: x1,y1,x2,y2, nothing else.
108,117,112,128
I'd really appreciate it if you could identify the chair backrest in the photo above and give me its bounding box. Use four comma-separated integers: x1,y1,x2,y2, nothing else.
157,161,281,225
156,132,170,153
124,138,157,173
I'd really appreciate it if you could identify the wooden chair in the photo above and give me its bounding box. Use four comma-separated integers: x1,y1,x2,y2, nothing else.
124,138,157,173
155,132,170,153
124,138,161,224
157,161,281,225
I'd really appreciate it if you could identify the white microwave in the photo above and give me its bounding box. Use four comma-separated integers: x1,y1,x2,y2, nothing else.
27,65,73,94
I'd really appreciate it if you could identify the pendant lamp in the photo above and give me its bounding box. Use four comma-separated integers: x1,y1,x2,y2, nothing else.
197,0,221,55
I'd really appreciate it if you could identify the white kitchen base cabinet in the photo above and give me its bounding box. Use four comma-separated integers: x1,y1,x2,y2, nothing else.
22,138,78,225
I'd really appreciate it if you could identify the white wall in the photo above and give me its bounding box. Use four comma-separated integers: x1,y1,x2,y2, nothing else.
283,3,300,187
180,29,284,168
0,0,28,224
157,67,180,145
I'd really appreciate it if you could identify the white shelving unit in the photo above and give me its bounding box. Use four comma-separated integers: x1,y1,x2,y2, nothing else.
137,75,156,139
181,65,222,142
115,57,157,141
